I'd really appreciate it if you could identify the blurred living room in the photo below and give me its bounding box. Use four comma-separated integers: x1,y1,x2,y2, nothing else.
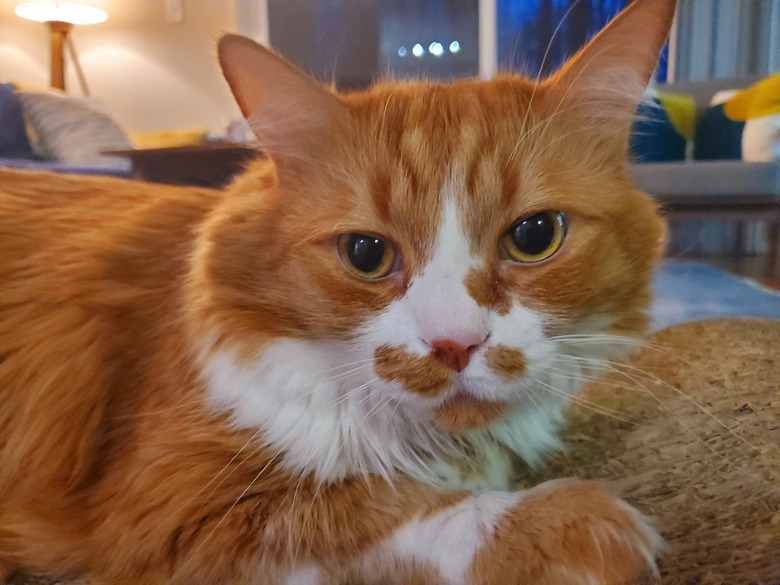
0,0,779,327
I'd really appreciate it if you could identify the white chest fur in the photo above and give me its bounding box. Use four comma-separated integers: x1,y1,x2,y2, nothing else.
199,331,615,489
201,338,459,483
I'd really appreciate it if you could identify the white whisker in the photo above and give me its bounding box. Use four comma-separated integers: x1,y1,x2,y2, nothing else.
509,0,583,167
530,375,642,426
555,354,736,462
174,437,297,578
134,425,266,550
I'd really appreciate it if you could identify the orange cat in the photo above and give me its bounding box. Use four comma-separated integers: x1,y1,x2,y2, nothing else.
0,1,674,583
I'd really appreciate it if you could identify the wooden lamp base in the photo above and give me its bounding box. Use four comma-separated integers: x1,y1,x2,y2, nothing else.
47,20,72,90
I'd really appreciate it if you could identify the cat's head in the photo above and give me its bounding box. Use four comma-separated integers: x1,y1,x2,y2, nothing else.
191,0,675,484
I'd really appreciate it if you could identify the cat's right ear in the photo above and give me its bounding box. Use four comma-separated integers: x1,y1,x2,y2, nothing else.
218,34,344,166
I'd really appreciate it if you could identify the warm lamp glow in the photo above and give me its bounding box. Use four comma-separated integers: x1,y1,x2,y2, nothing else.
14,0,107,91
15,1,107,25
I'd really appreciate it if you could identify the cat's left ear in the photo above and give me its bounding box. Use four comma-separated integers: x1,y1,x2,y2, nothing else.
544,0,677,141
218,34,345,166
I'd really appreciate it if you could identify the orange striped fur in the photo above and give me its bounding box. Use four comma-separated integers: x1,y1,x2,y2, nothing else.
1,1,675,583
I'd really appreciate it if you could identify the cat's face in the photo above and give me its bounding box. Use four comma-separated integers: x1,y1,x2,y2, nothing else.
193,7,669,484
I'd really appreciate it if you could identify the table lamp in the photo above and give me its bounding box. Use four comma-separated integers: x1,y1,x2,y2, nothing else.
14,0,107,92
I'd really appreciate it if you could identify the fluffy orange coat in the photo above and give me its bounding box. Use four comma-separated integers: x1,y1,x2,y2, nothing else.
1,1,675,583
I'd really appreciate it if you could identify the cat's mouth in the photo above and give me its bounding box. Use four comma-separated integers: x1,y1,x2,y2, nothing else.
431,391,510,432
374,343,522,431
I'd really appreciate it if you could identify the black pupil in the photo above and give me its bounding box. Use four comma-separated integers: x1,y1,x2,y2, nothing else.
511,212,556,256
348,235,385,273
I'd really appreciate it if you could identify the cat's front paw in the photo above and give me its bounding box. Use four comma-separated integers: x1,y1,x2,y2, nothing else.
472,479,662,585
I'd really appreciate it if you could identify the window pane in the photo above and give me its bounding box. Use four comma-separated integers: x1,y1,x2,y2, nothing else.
268,0,479,89
496,0,629,77
379,0,479,81
268,0,380,89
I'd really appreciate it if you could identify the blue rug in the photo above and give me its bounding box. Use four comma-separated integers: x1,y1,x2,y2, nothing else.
650,260,780,330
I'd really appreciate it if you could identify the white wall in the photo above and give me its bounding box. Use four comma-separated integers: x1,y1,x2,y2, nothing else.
0,0,242,135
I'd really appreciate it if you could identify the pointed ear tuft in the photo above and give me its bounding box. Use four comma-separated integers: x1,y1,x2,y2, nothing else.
218,34,344,164
544,0,677,136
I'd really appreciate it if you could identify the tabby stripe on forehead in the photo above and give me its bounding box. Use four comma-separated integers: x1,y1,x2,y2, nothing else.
398,147,421,199
464,133,498,200
499,159,520,209
464,149,519,210
370,169,392,221
464,151,483,199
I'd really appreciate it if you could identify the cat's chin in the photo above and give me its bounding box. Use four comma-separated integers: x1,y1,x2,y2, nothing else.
431,392,510,432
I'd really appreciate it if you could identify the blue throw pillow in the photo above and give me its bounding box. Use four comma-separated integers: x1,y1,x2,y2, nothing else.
0,83,37,159
630,91,695,163
693,101,744,161
630,98,687,162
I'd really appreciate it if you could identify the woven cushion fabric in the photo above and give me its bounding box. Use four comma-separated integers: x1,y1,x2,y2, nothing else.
0,83,37,159
517,318,780,585
18,91,132,170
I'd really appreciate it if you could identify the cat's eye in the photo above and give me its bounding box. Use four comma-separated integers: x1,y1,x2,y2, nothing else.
502,211,566,263
338,233,397,279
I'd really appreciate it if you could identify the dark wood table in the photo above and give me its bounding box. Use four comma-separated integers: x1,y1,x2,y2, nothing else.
657,193,780,281
631,162,780,281
106,142,261,188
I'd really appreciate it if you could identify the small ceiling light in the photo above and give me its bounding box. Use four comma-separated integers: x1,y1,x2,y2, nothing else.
397,46,407,58
412,43,424,58
429,42,444,57
449,40,461,54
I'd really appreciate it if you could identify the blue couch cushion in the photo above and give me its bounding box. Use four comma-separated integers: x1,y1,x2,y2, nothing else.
0,83,37,159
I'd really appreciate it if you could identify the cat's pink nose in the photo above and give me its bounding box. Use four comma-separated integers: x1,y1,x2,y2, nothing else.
430,338,481,373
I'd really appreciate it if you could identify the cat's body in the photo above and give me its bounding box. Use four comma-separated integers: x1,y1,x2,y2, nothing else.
1,1,675,583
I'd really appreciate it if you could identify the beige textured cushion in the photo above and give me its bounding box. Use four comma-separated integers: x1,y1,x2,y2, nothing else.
18,91,132,169
518,318,780,584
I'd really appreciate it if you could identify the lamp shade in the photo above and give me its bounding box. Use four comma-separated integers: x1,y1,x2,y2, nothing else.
15,1,107,25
